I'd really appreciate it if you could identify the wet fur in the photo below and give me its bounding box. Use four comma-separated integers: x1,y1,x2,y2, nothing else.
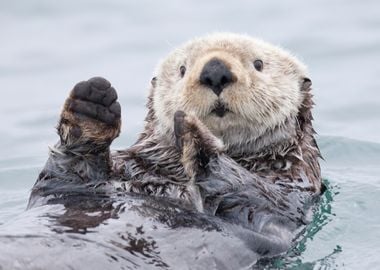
30,33,322,258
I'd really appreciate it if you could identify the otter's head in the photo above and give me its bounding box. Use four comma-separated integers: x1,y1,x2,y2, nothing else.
150,33,312,155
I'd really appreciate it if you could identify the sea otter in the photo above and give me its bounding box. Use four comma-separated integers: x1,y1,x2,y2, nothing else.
27,33,322,264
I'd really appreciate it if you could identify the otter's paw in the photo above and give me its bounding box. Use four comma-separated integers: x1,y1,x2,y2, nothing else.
174,111,224,175
68,77,121,125
174,110,224,153
59,77,121,145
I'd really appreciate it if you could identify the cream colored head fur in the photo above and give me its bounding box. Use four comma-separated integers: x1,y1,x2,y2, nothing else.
152,33,310,155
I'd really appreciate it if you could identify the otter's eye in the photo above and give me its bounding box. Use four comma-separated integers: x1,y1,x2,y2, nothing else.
253,60,263,71
180,65,186,77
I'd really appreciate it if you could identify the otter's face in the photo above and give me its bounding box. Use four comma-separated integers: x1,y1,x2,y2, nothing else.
152,33,309,150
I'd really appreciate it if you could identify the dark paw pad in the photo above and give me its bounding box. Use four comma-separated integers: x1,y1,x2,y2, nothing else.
88,76,111,90
68,77,121,125
72,77,118,107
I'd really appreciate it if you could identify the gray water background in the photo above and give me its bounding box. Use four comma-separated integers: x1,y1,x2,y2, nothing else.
0,0,379,269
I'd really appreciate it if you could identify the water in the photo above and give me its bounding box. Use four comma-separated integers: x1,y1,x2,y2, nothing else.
0,0,379,269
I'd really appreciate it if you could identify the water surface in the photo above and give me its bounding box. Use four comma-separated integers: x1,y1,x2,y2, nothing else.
1,1,380,269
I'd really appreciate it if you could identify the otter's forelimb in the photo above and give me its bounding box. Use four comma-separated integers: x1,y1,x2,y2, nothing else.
173,110,226,212
29,77,121,208
174,111,312,235
174,110,224,178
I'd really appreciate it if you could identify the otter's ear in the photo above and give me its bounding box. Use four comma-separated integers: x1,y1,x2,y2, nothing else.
151,77,157,87
301,77,312,91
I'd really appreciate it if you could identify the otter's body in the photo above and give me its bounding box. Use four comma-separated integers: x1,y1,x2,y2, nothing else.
27,33,322,266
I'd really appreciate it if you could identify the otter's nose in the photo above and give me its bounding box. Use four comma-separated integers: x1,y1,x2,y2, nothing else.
199,58,234,96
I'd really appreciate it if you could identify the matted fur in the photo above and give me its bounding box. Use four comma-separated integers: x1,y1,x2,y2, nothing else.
112,33,321,198
30,33,322,260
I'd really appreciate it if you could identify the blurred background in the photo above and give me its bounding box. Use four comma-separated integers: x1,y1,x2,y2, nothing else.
0,0,379,268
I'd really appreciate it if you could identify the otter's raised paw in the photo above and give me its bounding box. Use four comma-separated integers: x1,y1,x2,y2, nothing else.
68,77,121,126
59,77,121,145
174,110,224,175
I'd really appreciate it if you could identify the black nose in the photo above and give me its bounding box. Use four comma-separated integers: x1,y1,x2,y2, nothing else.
199,58,234,96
